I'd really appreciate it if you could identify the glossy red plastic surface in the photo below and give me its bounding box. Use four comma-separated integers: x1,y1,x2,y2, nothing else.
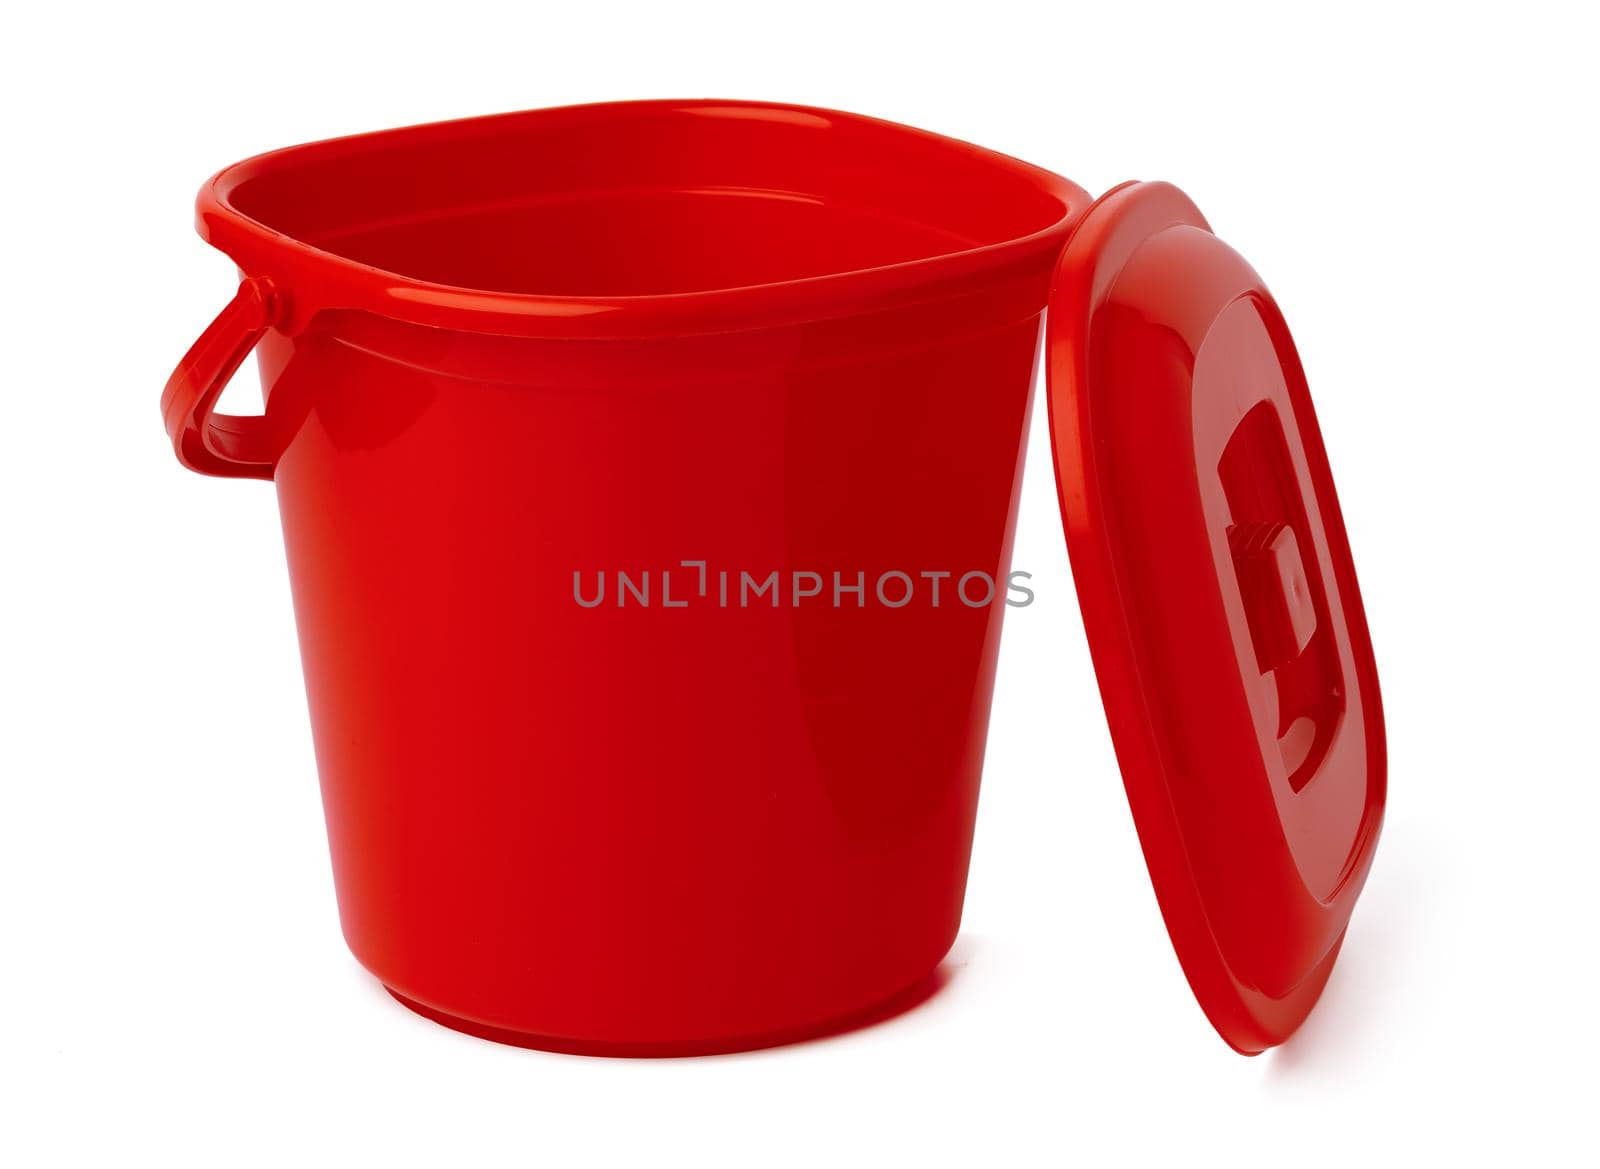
1046,183,1386,1052
163,101,1091,1052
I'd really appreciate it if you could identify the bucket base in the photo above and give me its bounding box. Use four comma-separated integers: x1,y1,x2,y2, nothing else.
383,969,950,1058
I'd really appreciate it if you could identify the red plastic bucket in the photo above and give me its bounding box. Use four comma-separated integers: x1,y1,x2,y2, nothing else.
164,101,1091,1052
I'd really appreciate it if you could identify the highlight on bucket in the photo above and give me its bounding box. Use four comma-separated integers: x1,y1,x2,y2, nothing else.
161,100,1386,1057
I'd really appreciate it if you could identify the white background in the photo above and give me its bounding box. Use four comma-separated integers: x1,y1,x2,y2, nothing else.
3,2,1596,1164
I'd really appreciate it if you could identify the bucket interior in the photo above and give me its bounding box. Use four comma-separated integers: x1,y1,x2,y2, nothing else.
221,105,1073,298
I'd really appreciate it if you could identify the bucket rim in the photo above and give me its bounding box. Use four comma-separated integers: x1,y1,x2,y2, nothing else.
196,99,1091,340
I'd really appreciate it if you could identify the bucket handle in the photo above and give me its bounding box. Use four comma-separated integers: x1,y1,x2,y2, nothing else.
161,276,281,480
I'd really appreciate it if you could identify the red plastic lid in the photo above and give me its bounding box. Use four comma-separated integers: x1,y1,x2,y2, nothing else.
1045,182,1386,1053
